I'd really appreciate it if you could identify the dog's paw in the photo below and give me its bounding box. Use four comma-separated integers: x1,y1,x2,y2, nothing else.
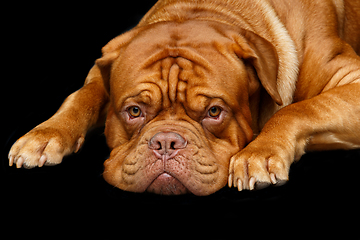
8,127,84,169
228,140,293,191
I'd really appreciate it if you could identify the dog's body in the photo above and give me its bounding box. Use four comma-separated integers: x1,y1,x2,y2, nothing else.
9,0,360,195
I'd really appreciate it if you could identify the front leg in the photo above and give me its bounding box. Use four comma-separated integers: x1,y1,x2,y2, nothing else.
229,82,360,191
8,65,108,168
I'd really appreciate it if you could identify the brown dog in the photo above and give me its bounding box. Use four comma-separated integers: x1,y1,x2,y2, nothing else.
8,0,360,195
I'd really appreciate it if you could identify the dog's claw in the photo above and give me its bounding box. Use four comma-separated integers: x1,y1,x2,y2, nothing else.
228,173,233,188
237,179,242,191
39,155,47,167
9,155,14,167
249,177,256,190
16,157,24,168
270,173,277,184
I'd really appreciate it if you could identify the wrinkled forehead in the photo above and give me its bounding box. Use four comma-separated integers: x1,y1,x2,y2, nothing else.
115,21,233,72
110,21,248,108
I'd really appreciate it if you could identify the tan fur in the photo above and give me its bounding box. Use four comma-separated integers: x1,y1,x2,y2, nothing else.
140,0,299,127
9,0,360,195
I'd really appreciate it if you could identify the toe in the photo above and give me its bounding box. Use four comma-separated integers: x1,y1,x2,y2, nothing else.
249,177,256,190
229,153,249,190
267,158,289,185
40,139,66,166
247,158,272,189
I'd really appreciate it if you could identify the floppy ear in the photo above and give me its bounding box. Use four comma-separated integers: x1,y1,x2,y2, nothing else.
95,27,143,93
234,29,283,106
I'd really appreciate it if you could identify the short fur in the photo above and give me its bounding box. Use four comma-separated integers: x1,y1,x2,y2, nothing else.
9,0,360,195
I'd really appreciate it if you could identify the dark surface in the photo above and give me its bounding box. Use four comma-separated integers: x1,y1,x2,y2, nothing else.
2,0,359,235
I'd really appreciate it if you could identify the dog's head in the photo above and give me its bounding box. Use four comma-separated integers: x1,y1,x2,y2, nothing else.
96,20,280,195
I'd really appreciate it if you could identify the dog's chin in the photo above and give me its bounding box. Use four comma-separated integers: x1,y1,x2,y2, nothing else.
146,173,190,195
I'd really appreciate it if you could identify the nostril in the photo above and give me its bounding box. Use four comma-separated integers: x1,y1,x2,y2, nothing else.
157,141,162,150
149,132,187,152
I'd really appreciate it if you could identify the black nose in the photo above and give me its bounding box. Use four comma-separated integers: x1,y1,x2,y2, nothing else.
148,132,187,157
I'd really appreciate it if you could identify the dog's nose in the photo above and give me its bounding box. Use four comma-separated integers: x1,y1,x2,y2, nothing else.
149,132,187,159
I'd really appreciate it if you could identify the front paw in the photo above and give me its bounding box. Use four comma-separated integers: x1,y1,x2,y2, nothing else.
8,127,84,169
228,140,293,191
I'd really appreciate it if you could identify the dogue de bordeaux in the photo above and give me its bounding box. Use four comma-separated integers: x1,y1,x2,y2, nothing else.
8,0,360,195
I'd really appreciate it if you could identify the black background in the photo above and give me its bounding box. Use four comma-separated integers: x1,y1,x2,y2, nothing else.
2,0,359,235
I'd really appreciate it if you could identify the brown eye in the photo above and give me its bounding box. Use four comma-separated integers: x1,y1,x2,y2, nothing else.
208,106,221,118
128,106,142,118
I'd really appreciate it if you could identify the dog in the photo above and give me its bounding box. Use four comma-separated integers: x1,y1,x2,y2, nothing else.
8,0,360,195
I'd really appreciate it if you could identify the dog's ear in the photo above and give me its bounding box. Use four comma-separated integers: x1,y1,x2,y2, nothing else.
96,27,142,93
234,29,283,106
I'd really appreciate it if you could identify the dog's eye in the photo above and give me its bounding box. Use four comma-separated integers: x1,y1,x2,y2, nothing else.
128,106,142,118
208,106,221,118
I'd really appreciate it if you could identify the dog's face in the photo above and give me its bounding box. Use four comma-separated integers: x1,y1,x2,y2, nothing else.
98,21,278,195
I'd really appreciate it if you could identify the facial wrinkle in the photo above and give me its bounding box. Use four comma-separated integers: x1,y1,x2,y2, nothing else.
160,56,193,109
168,63,180,104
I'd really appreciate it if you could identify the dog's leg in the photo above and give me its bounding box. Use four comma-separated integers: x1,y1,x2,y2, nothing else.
8,65,109,168
229,51,360,191
229,82,360,191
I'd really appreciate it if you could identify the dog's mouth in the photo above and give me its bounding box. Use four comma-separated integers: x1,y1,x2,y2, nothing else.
146,172,190,195
104,123,228,196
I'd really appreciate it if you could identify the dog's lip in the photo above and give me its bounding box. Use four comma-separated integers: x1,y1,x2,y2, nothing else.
146,172,190,195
